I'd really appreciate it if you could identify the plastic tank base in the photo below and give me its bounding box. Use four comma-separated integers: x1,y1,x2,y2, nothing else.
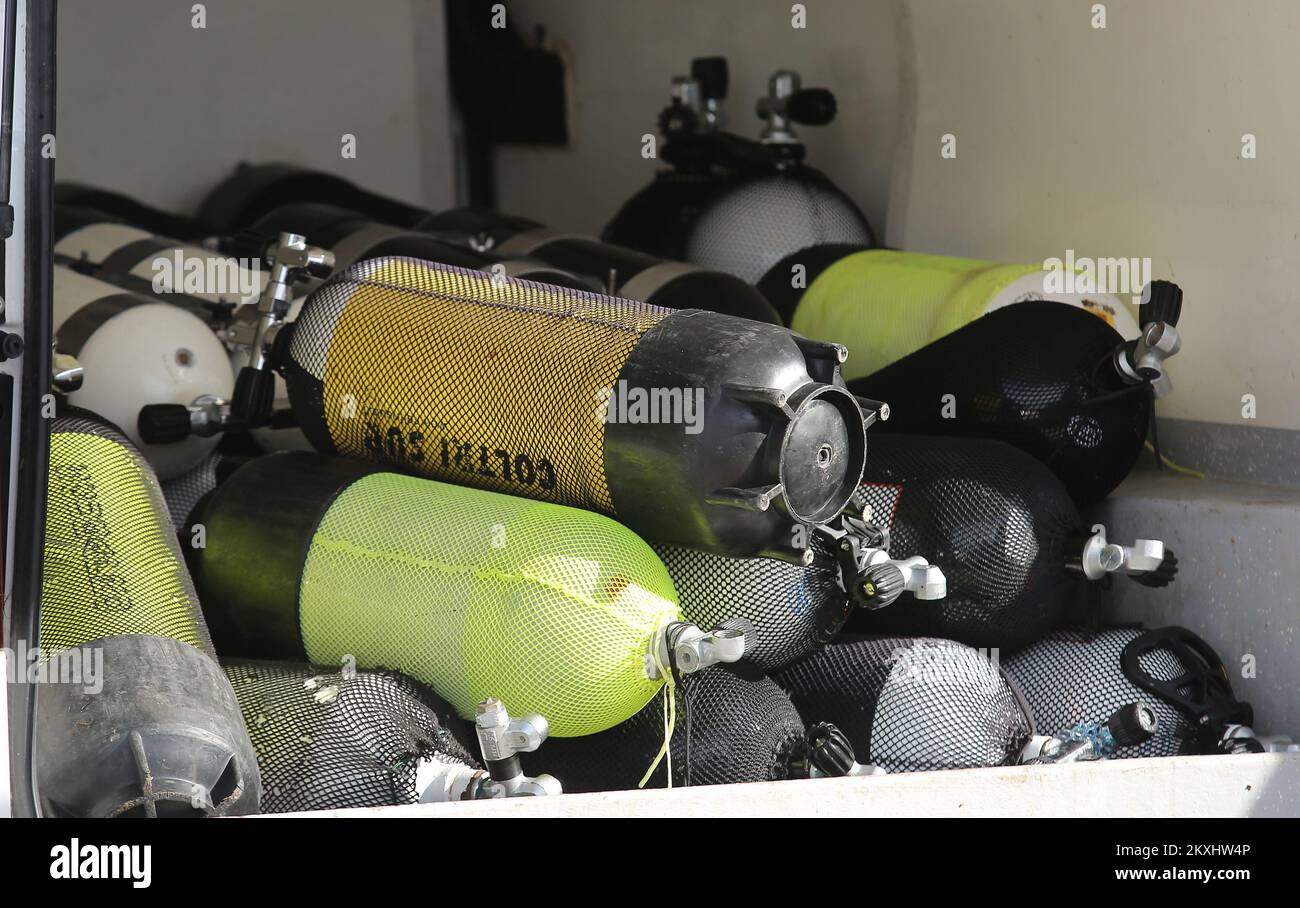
34,634,261,818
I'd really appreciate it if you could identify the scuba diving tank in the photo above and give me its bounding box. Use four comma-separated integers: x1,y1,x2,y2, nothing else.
600,56,735,260
773,247,1144,372
605,59,874,281
56,181,211,240
53,264,235,479
470,223,782,323
851,288,1184,507
223,660,478,812
1003,626,1258,759
518,663,808,792
223,661,562,810
244,202,600,290
198,161,783,324
188,452,748,738
846,435,1177,652
774,636,1034,773
196,161,431,235
54,204,314,455
34,412,260,817
159,451,244,529
278,256,877,559
55,204,267,306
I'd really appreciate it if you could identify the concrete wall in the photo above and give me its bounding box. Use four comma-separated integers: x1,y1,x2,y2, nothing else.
56,0,455,216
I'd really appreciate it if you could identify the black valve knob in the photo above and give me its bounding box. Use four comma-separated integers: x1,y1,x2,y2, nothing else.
1108,702,1159,747
0,330,24,362
1224,736,1266,755
691,56,728,100
658,102,699,137
224,229,273,263
856,561,905,610
138,404,193,444
787,87,837,126
1131,548,1178,588
1140,280,1183,329
807,722,857,777
231,366,276,429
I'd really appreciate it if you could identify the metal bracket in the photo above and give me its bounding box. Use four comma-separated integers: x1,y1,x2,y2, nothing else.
51,352,84,393
1115,321,1181,398
1076,524,1167,581
645,621,750,680
245,232,333,373
472,698,561,798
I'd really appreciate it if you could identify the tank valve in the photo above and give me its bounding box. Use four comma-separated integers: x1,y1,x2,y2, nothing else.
138,395,232,443
418,698,560,801
646,620,752,679
1021,702,1158,764
1071,524,1177,586
824,517,947,611
1219,724,1299,755
1115,280,1183,398
800,722,886,778
234,232,333,428
138,395,298,443
756,69,837,146
473,698,561,797
52,352,84,393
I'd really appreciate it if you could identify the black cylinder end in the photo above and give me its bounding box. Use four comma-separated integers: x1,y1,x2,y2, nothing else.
1109,702,1159,747
776,384,867,526
138,403,193,444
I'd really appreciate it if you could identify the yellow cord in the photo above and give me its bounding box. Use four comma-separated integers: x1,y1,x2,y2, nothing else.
638,632,678,789
1144,441,1206,479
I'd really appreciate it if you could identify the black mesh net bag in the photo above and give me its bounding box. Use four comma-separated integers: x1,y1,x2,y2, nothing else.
42,410,216,654
602,171,732,261
654,542,848,672
846,434,1086,652
1003,626,1251,759
683,171,875,285
519,663,807,793
224,660,478,813
850,302,1152,507
774,636,1033,773
160,452,225,529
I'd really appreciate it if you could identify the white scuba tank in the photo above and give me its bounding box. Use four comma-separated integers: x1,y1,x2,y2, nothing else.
55,221,267,305
56,220,311,452
54,265,235,478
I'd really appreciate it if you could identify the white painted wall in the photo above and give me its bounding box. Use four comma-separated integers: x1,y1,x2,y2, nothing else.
56,0,455,216
892,0,1300,432
495,0,906,239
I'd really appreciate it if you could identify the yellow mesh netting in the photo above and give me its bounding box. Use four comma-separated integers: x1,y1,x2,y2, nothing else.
294,257,670,514
297,471,680,737
790,250,1058,382
41,418,213,655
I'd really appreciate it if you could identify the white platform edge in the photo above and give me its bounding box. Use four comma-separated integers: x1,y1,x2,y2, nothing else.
272,752,1300,819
